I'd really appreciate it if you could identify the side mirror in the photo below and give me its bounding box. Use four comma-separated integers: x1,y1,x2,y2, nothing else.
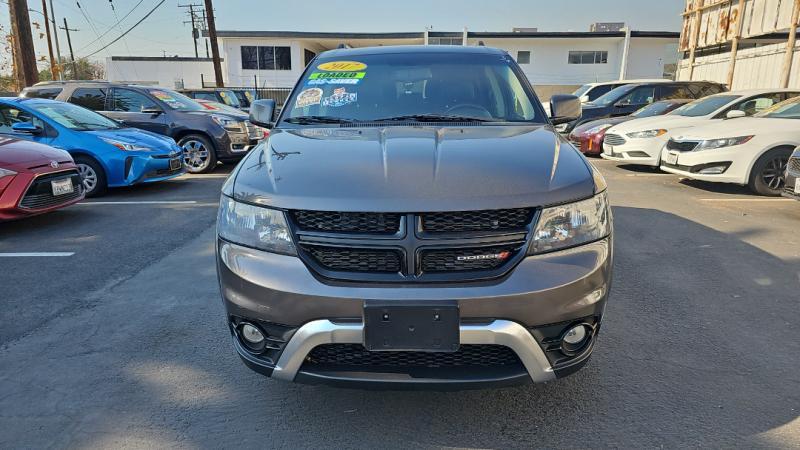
549,95,581,125
249,99,276,129
11,122,42,135
725,109,746,119
579,95,590,103
141,106,163,115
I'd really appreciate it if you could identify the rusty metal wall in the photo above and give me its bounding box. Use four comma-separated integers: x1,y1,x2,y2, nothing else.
680,0,797,51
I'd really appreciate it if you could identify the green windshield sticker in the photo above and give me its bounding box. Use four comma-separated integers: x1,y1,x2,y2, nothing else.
307,71,365,85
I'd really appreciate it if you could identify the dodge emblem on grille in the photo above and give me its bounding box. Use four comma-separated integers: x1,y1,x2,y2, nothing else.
49,160,59,168
456,251,511,261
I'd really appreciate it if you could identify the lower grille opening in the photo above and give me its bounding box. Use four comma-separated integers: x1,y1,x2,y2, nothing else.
304,344,522,368
301,245,402,273
19,171,83,210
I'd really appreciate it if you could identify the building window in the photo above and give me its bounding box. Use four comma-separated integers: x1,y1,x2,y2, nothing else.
428,37,462,45
241,45,292,70
304,49,317,67
517,51,531,64
568,50,608,64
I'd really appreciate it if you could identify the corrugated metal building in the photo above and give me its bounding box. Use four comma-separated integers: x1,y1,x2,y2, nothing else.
676,0,800,89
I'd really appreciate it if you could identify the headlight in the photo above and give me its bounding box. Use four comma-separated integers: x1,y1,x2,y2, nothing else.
217,196,296,255
0,168,17,179
585,124,612,135
212,114,245,132
100,137,150,151
695,135,754,150
626,129,667,139
529,192,611,254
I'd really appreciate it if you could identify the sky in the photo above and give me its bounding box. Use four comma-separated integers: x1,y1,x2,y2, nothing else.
0,0,685,71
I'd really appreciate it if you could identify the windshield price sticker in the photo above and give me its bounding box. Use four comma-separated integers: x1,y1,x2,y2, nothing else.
307,71,365,85
317,61,367,71
321,88,357,107
295,88,323,108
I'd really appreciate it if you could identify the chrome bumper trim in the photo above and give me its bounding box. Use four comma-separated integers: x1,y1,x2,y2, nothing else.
271,319,555,383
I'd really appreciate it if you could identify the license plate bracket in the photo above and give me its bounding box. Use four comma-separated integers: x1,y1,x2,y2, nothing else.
169,158,182,171
51,178,74,196
795,178,800,194
665,151,679,165
363,301,459,352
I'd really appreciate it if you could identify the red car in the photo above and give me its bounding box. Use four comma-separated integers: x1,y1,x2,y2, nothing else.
568,99,690,155
0,136,84,221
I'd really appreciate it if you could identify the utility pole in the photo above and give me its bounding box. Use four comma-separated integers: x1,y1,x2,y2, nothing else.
41,0,57,79
49,0,63,80
9,0,40,87
202,9,209,57
60,18,78,79
179,3,204,58
204,0,224,87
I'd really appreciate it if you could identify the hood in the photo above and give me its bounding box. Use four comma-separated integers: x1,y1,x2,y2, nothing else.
572,116,631,135
232,125,596,212
186,110,246,120
671,117,799,140
0,136,73,170
87,127,178,153
608,114,708,134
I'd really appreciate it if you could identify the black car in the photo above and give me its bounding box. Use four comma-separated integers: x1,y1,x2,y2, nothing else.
560,81,727,133
179,88,246,111
21,82,263,173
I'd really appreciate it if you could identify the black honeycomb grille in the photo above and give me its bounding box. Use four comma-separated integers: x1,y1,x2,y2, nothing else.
788,157,800,173
421,208,532,233
420,246,519,273
666,139,699,152
291,210,401,234
301,245,402,273
305,344,521,368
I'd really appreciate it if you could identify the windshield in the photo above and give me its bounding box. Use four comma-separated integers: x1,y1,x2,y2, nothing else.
670,95,740,117
218,90,241,108
281,52,543,124
34,102,121,131
149,89,205,111
573,84,593,97
591,84,636,107
754,96,800,119
632,101,678,118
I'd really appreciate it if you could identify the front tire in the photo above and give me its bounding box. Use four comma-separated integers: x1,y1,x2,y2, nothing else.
75,156,108,197
178,134,217,174
748,148,791,196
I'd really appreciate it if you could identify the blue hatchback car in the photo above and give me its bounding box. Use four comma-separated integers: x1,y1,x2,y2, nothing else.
0,97,184,196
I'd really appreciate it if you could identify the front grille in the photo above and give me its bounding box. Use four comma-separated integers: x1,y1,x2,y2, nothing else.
305,344,521,368
301,245,402,273
603,133,626,146
291,210,402,234
666,139,699,152
421,208,532,233
420,245,520,273
788,157,800,174
19,171,83,210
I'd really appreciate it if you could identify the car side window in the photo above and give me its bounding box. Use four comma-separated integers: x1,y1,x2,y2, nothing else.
193,92,218,102
111,89,159,112
69,88,108,111
0,105,44,134
730,93,783,116
659,85,693,100
587,85,612,101
23,87,63,99
617,86,655,106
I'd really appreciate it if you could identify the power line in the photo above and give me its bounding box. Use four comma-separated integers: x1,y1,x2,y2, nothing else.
77,0,145,51
83,0,165,59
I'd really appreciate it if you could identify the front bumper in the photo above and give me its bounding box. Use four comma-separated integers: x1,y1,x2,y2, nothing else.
0,169,85,221
217,237,612,388
782,162,800,199
116,151,185,187
600,139,662,166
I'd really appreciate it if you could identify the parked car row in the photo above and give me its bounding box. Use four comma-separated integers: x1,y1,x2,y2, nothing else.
1,82,267,221
566,86,800,197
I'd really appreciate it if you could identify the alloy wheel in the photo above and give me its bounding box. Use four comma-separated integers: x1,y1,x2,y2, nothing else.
181,140,210,172
760,156,788,190
78,163,98,193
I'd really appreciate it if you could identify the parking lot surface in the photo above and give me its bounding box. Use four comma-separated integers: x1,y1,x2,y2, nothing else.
0,160,798,448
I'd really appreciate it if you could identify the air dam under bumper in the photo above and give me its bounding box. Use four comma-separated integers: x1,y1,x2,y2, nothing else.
217,237,612,387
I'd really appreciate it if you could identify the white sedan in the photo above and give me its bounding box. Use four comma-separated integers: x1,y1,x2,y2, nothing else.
659,96,800,196
601,89,800,166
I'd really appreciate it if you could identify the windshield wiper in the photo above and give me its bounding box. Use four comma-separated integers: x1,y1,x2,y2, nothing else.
372,114,499,123
284,116,356,124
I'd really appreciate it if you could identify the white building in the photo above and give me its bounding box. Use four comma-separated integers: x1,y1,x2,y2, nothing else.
105,56,224,89
107,30,680,99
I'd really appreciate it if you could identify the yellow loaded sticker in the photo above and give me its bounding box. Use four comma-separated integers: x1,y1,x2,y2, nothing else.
317,61,367,72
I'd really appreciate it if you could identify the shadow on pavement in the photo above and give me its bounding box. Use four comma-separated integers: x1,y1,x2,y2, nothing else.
0,207,798,448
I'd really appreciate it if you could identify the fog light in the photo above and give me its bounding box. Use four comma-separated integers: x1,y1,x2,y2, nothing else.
698,165,727,174
241,323,265,344
561,324,591,355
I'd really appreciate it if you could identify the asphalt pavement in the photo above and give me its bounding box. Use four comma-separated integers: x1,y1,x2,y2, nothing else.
0,160,798,448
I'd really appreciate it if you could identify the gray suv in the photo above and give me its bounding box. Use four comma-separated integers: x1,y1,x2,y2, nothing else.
216,46,613,389
21,81,263,173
